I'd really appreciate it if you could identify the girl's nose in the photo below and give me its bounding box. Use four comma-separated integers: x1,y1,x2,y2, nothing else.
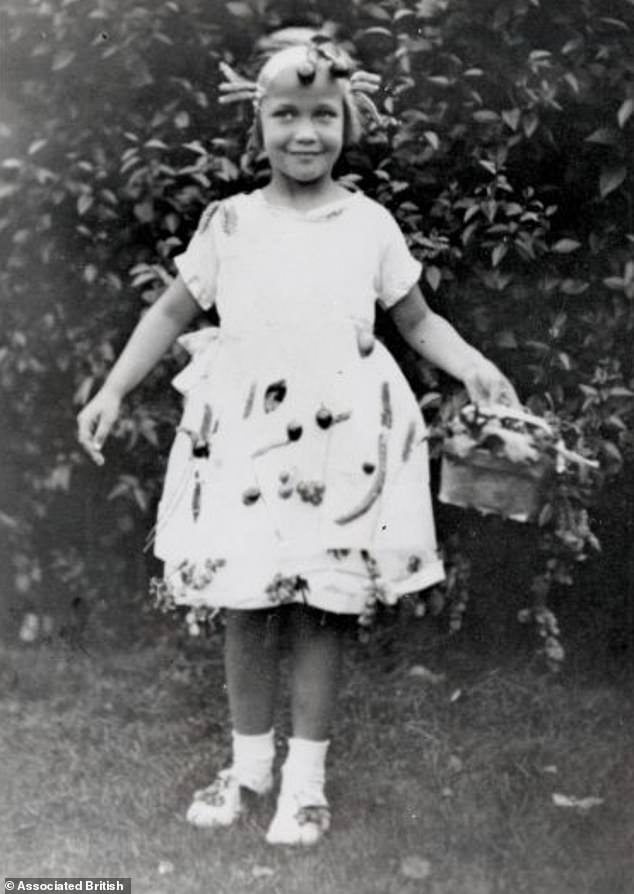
293,117,318,142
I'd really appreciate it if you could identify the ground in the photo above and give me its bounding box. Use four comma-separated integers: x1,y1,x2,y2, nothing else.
1,611,632,894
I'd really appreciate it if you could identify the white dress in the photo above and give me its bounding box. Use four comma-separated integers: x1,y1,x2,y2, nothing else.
152,189,445,615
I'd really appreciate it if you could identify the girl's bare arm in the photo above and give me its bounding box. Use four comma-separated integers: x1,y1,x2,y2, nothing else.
389,283,518,405
103,275,200,398
77,275,200,463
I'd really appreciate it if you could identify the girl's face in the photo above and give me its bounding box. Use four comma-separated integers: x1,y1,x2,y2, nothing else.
259,65,345,187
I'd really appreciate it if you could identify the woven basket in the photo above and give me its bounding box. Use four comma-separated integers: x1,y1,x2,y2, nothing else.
438,405,556,523
439,449,554,522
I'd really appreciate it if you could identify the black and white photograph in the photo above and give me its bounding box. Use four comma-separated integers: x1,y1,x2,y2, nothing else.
1,1,632,891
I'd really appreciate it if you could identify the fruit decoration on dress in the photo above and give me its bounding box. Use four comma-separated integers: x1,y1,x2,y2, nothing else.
243,382,256,419
296,480,326,506
402,421,417,463
266,574,310,605
242,486,262,506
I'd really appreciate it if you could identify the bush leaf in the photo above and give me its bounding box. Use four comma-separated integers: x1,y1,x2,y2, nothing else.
425,265,441,291
617,98,634,129
599,166,627,198
552,239,581,253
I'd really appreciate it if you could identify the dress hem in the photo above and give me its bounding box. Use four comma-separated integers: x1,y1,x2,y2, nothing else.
162,559,446,616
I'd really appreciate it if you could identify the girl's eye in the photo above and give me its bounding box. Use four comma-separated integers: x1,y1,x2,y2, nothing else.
273,110,295,120
315,109,337,120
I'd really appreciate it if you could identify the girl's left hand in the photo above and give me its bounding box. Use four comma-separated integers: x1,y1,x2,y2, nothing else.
460,355,520,408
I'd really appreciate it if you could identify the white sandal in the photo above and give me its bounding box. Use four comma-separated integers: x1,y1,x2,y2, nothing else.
266,795,331,846
186,768,273,828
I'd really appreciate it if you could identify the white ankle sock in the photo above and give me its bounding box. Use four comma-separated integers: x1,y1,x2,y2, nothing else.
279,737,330,806
266,738,331,845
232,729,275,793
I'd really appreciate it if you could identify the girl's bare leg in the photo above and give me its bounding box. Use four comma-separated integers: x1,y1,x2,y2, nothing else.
224,607,280,733
288,604,344,740
266,604,346,845
187,608,280,827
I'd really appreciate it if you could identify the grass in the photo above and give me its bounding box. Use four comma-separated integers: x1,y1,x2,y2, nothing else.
1,613,632,894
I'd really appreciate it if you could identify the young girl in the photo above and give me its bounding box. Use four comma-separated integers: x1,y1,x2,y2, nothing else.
77,37,516,846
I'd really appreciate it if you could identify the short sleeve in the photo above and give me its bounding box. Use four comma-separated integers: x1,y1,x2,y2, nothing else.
173,202,220,311
376,210,422,308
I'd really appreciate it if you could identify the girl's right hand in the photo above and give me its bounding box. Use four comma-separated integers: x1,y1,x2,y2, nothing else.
77,387,121,466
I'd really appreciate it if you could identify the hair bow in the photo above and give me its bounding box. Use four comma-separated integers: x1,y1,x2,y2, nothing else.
218,49,383,125
218,62,261,107
350,70,382,124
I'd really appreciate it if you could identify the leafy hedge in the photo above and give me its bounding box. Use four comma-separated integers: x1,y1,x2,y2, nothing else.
1,0,633,661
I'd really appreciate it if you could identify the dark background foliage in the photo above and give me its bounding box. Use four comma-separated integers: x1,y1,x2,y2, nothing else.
1,0,633,667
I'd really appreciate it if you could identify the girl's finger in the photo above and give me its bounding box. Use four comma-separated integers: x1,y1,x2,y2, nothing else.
77,409,95,444
77,409,106,465
464,375,483,405
77,427,105,466
473,375,494,406
497,381,520,408
94,411,115,450
87,443,105,466
490,373,517,406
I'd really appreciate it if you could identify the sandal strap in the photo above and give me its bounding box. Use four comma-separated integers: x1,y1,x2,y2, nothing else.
295,804,331,830
193,770,236,807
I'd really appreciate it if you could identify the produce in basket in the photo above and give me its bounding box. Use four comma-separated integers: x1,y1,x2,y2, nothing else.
438,403,597,523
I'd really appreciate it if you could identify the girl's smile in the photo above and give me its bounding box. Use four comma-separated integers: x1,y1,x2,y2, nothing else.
259,66,345,190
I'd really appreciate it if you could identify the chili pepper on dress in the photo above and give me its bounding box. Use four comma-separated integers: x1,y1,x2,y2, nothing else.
243,382,256,419
381,382,393,428
192,471,202,521
335,432,388,525
402,421,416,462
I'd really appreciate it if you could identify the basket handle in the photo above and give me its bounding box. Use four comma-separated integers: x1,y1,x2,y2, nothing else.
467,403,554,434
466,403,599,469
